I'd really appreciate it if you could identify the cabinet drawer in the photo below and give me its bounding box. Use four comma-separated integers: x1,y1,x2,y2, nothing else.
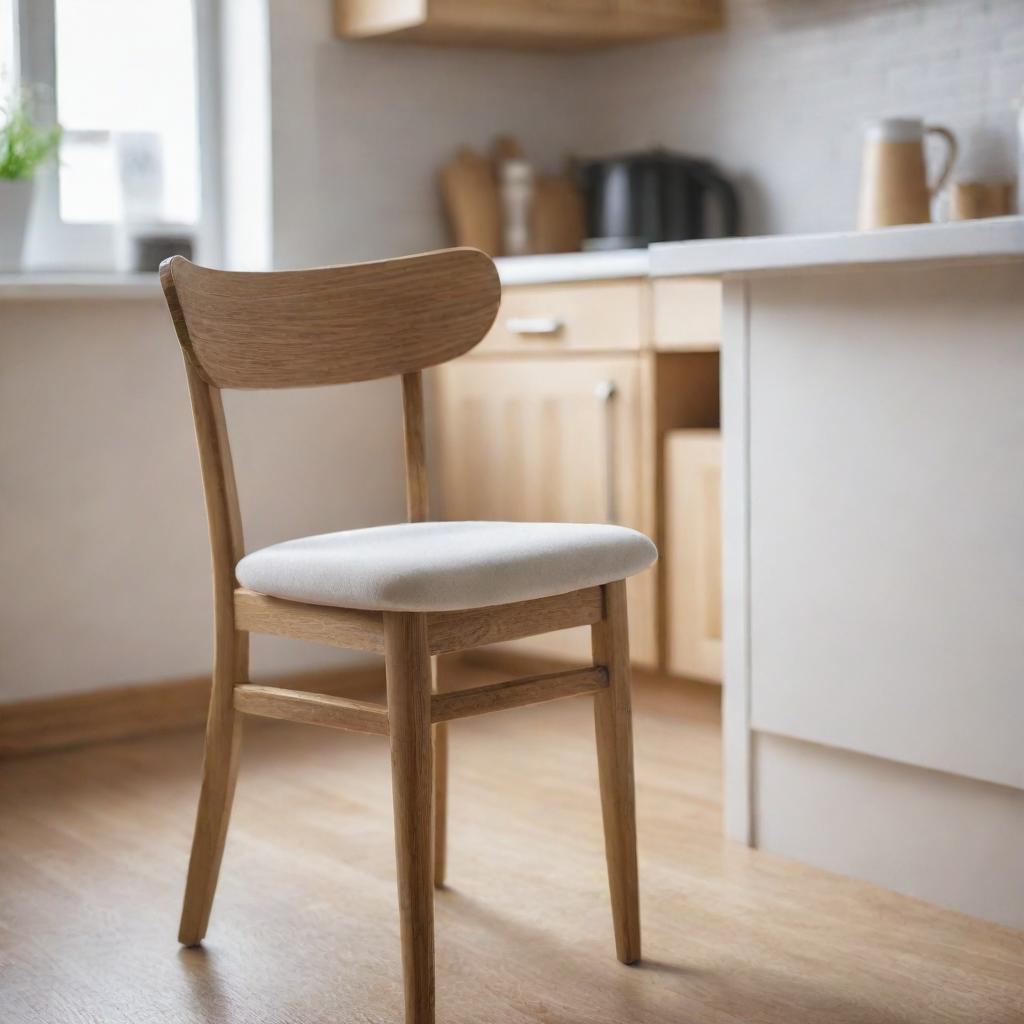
479,280,646,353
652,277,721,350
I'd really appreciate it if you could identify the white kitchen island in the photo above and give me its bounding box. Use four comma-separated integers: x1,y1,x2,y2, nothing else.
653,217,1024,929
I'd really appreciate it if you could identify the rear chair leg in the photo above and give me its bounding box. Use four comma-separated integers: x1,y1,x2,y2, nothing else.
178,632,247,946
590,580,641,965
431,656,448,889
385,612,436,1024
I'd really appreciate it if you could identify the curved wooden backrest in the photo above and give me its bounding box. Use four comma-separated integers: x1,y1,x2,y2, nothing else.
161,248,499,615
160,247,501,389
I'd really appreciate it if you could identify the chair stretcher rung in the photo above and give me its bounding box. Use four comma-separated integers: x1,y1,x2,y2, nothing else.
234,684,389,735
430,667,609,724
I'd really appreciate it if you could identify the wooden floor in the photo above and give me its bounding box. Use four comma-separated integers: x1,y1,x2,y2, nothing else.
2,661,1022,1024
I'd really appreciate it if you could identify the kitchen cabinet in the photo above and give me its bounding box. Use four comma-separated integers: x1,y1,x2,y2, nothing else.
334,0,722,50
436,353,657,665
664,430,722,681
433,274,721,677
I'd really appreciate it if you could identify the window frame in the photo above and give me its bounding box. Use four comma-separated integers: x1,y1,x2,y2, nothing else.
15,0,221,272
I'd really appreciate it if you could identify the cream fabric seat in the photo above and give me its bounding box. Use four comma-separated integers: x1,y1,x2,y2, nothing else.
236,520,658,613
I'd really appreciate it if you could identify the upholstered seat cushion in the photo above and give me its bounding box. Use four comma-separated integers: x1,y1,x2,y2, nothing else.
236,521,657,612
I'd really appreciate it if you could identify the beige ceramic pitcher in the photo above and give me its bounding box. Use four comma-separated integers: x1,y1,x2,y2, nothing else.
858,118,958,229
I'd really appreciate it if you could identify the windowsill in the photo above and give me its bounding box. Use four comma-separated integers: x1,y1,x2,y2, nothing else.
0,272,162,301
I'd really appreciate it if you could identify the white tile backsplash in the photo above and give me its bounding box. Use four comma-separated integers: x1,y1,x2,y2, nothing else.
574,0,1024,235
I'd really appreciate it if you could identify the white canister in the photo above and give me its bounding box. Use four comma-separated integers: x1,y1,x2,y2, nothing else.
500,159,535,257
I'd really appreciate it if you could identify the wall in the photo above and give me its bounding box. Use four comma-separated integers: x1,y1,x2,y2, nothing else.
266,0,1024,250
266,1,590,267
577,0,1024,235
0,295,406,703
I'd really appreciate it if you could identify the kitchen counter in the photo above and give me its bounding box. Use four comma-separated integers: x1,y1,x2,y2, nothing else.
706,220,1024,929
495,248,649,285
0,273,161,301
651,215,1024,277
0,251,653,298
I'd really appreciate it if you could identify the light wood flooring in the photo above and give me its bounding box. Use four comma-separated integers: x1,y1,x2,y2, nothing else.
2,661,1022,1023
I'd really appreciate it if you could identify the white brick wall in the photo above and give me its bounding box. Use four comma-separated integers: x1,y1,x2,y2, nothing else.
576,0,1024,234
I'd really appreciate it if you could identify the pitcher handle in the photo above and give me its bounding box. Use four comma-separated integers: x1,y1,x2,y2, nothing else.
925,125,958,197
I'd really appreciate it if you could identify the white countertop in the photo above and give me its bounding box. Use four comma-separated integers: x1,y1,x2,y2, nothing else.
6,219,1019,300
0,253,651,299
651,216,1024,278
0,272,160,300
495,249,649,286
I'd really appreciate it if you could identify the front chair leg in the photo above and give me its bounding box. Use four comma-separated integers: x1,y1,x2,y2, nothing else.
385,612,436,1024
179,631,247,946
590,580,641,965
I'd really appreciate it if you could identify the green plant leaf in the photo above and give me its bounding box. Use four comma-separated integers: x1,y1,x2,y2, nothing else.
0,94,62,181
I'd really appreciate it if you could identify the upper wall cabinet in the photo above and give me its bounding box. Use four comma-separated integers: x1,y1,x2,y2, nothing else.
334,0,723,50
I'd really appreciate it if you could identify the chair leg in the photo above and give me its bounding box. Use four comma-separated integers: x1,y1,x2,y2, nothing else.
590,580,641,965
431,656,448,889
178,631,248,947
385,612,435,1024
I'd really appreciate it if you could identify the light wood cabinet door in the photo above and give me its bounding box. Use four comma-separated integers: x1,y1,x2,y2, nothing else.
435,355,657,666
665,430,722,682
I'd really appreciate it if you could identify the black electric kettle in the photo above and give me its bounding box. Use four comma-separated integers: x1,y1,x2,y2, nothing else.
576,149,741,249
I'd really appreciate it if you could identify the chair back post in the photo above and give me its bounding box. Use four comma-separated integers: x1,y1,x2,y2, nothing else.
162,266,246,612
401,371,430,522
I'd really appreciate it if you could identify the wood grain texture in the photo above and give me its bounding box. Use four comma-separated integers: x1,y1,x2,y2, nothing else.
402,371,430,522
591,580,641,964
432,658,448,889
651,277,723,351
176,636,243,948
335,0,723,49
161,248,500,389
0,666,388,758
5,668,1022,1024
431,666,607,723
176,359,248,949
476,280,645,353
425,586,604,655
439,148,503,256
160,244,652,1022
433,353,658,665
234,588,385,653
665,430,722,682
234,685,389,736
384,612,436,1024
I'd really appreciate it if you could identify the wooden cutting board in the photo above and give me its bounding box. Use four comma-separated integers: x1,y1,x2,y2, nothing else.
439,147,502,256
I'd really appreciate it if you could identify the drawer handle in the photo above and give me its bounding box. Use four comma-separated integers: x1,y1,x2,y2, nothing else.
595,379,618,525
506,316,564,336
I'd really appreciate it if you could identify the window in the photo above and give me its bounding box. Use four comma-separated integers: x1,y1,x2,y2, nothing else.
54,0,199,226
0,0,15,88
10,0,211,271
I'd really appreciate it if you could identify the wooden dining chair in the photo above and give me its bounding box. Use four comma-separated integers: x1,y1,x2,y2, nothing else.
160,247,656,1024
